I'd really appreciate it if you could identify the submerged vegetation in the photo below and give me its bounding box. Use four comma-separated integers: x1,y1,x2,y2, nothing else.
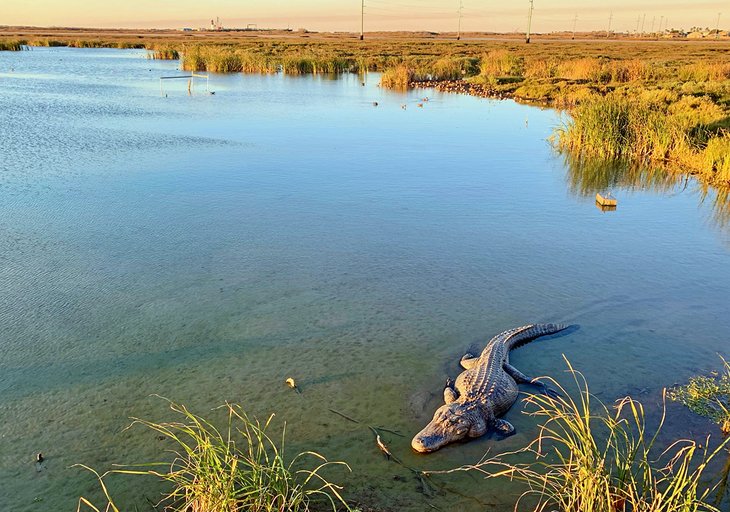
77,398,351,512
670,358,730,435
427,359,730,512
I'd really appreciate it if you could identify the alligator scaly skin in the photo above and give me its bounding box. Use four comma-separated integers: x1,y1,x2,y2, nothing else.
411,323,568,453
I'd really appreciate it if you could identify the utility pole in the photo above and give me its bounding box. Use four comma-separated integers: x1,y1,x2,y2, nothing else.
659,15,664,35
650,16,655,35
457,0,463,40
635,15,641,34
572,14,577,40
641,13,646,36
526,0,534,43
607,11,612,38
360,0,364,40
716,12,722,39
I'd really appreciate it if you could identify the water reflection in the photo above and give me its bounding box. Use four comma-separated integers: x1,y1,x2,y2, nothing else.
563,153,730,233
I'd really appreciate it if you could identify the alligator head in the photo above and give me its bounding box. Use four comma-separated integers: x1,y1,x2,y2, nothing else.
411,402,488,453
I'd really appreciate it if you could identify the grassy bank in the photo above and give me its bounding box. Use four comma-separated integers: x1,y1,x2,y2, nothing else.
0,39,25,51
554,92,730,186
2,31,729,186
141,40,730,187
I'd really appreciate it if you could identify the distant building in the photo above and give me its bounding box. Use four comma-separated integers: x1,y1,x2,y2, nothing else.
209,17,223,31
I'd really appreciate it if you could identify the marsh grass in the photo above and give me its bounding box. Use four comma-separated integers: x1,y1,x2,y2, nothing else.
554,93,730,185
379,64,413,89
426,359,730,512
0,40,25,51
147,44,180,60
77,398,351,512
178,45,363,74
669,358,730,435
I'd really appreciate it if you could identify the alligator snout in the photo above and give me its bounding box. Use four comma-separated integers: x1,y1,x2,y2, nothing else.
411,433,444,453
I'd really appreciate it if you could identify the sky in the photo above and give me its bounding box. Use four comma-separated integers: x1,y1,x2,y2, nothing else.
1,1,726,33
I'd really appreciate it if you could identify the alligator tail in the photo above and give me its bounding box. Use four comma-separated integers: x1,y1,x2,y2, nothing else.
503,323,569,351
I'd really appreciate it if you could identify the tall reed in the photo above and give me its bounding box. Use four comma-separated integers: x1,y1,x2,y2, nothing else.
479,50,524,78
77,398,351,512
379,64,414,89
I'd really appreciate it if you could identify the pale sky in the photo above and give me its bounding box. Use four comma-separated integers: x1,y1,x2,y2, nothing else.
1,1,727,33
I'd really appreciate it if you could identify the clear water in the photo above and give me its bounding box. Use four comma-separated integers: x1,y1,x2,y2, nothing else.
1,47,729,511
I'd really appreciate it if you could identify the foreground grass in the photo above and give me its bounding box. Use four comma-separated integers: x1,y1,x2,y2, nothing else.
427,359,730,512
77,398,351,512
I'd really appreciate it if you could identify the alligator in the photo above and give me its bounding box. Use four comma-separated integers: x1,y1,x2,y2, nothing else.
411,323,569,453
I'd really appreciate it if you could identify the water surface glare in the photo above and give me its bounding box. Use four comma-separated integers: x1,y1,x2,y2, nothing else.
1,47,729,511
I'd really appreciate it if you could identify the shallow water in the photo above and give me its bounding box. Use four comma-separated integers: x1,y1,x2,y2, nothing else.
1,47,729,511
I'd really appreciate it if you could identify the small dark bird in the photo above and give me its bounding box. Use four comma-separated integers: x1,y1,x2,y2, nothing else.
372,101,378,106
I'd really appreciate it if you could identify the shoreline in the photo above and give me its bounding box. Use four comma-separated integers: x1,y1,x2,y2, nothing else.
3,33,729,188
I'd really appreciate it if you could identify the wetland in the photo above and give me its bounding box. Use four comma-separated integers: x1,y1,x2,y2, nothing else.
1,44,730,511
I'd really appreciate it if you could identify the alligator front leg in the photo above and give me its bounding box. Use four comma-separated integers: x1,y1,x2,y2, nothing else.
503,363,560,399
493,418,515,437
444,378,459,404
460,353,478,370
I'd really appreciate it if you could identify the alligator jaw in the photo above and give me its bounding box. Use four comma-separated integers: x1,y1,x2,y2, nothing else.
411,403,472,453
411,431,446,453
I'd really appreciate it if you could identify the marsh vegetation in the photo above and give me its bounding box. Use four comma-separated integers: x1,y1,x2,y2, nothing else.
427,360,730,512
77,399,351,512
